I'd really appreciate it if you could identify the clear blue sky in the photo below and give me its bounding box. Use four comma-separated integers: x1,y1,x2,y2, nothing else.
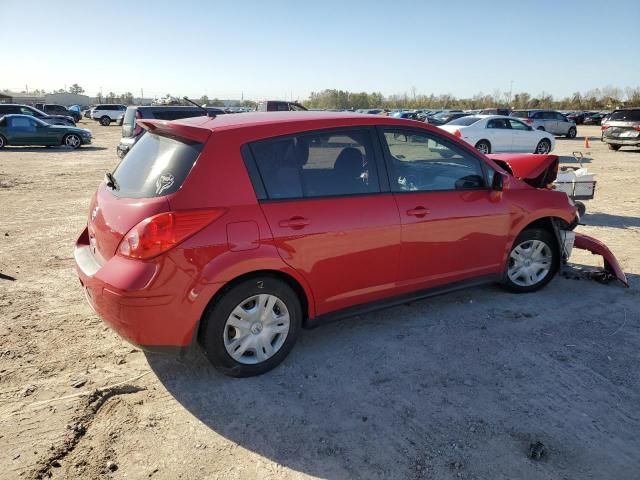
3,0,639,101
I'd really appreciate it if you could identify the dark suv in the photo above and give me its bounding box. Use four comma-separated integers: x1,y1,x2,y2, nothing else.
601,108,640,151
35,103,82,122
511,110,577,138
256,100,307,112
0,104,75,126
117,105,226,158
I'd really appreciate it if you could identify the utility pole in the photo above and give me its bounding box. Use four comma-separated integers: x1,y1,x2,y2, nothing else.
509,80,514,105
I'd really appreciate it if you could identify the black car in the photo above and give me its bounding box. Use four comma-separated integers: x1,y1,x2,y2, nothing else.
583,113,606,126
35,103,82,122
117,105,226,158
426,111,469,126
479,108,511,116
256,100,307,112
0,104,75,126
602,108,640,151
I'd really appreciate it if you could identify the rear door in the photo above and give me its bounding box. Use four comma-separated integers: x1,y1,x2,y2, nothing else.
485,118,513,152
554,112,570,135
248,127,401,315
380,127,512,290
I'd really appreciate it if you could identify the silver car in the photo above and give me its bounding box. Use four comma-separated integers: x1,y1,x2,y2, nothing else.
602,108,640,151
511,109,577,138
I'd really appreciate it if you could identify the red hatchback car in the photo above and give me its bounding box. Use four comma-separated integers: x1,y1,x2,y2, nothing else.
74,112,627,377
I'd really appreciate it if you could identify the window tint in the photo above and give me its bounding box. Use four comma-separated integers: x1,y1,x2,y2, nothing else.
383,130,485,192
510,110,528,118
555,112,567,121
487,119,510,129
609,110,640,122
111,133,203,198
250,129,380,199
9,116,37,130
0,118,6,127
19,107,37,116
508,119,530,130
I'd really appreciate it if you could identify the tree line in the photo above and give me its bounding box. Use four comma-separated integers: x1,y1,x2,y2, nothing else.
304,86,640,111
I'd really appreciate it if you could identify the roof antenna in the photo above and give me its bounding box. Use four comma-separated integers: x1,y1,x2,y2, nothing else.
183,96,215,118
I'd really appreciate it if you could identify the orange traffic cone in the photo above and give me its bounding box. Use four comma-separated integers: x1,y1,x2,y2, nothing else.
584,136,590,148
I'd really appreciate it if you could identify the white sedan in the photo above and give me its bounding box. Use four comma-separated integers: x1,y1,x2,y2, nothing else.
439,115,556,154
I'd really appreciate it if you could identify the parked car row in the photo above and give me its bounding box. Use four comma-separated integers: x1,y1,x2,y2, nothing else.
0,104,76,126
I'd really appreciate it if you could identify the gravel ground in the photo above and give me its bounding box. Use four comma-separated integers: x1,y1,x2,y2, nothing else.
0,121,639,480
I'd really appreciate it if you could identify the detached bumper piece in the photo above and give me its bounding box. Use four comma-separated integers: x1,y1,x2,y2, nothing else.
564,233,629,287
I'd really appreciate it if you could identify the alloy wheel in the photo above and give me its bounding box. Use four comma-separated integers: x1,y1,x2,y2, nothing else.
223,294,290,364
507,239,552,287
65,134,81,148
536,140,551,154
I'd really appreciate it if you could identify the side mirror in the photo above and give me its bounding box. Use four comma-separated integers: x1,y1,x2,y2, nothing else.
492,172,504,191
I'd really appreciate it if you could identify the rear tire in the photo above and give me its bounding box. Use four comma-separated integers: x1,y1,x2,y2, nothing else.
567,127,577,139
502,228,558,293
475,140,491,155
0,135,6,148
100,116,111,126
608,144,621,151
200,276,302,377
535,139,551,154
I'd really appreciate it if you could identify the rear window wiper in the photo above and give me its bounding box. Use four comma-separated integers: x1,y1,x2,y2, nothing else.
104,172,120,190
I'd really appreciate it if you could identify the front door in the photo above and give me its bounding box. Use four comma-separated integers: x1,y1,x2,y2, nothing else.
379,128,512,290
485,118,513,152
249,127,401,315
508,118,535,152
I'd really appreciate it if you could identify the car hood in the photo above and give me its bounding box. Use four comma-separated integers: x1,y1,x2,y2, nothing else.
487,153,559,188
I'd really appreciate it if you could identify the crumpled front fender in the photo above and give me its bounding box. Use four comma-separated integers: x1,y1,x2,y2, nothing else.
574,233,629,287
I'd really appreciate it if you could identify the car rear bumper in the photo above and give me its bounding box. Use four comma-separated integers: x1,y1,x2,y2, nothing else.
603,137,640,146
73,227,205,350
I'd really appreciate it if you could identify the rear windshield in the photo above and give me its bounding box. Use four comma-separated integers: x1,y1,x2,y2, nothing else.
510,110,529,118
447,116,482,126
111,133,203,198
608,110,640,122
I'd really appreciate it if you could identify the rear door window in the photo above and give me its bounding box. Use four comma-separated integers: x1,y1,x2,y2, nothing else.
111,133,203,198
609,110,640,122
249,128,380,199
511,110,528,118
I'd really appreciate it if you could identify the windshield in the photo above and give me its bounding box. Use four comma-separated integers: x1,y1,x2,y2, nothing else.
609,110,640,122
111,133,203,198
447,116,481,126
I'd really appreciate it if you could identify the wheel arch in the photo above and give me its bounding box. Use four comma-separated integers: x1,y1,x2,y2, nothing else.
195,268,313,346
475,139,491,153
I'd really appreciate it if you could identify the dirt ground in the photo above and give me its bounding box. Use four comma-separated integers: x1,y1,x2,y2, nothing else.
1,120,639,480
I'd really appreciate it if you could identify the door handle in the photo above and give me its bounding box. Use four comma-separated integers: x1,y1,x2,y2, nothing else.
406,206,430,217
279,216,310,229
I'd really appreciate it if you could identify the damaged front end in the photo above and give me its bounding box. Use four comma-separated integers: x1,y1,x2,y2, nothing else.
487,153,629,288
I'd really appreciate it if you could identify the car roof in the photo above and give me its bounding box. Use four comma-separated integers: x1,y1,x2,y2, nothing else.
160,111,435,134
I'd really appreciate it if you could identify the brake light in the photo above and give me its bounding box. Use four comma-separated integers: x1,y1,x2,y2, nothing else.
525,118,534,125
453,129,462,138
601,125,609,130
133,110,143,136
634,124,640,132
117,209,226,259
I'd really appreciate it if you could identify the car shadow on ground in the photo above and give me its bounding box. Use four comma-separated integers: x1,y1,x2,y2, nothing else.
0,146,108,153
557,154,592,164
583,212,640,229
145,276,639,479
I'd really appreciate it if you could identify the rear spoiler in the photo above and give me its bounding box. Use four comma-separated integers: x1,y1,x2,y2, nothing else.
137,119,212,143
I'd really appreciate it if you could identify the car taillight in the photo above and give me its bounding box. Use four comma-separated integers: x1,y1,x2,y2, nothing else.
117,209,226,259
634,124,640,132
453,129,462,138
133,110,143,136
601,125,609,130
525,118,534,125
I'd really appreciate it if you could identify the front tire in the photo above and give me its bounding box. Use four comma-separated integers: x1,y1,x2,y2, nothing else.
100,116,111,126
535,139,551,154
63,133,82,149
567,127,577,139
475,140,491,155
608,144,621,151
502,228,558,293
200,277,302,377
